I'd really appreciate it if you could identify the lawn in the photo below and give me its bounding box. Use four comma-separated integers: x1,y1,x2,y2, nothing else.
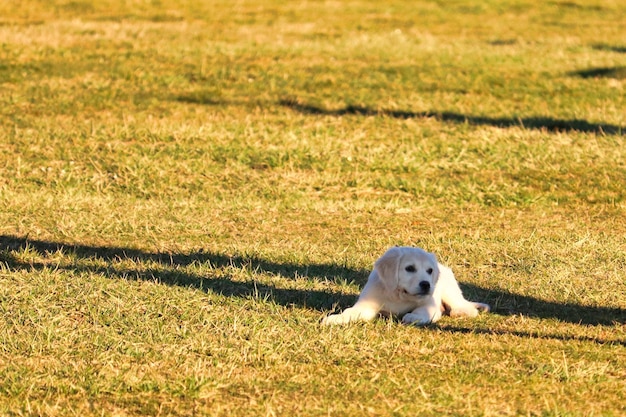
0,0,625,415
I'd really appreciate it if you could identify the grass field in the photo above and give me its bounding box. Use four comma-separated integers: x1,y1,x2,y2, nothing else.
1,0,625,415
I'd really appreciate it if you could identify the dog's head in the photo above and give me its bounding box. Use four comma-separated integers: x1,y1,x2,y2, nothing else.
374,246,439,297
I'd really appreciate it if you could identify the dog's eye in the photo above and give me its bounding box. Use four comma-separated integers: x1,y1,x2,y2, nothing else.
426,268,433,275
405,265,416,273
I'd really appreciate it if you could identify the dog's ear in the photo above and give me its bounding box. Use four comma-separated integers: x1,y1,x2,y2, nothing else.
375,247,402,292
427,252,440,279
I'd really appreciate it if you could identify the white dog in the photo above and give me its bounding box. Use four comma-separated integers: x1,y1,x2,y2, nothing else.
322,246,490,325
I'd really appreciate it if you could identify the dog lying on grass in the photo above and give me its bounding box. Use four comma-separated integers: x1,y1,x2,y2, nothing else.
322,246,490,325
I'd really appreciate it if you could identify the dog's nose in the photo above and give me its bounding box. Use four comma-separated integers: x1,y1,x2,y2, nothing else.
419,281,430,292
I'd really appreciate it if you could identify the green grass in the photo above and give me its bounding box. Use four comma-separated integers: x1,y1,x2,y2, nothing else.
1,0,625,415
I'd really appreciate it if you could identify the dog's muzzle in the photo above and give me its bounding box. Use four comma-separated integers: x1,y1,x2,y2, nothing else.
402,281,432,297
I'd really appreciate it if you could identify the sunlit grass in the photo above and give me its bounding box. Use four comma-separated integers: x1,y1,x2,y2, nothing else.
1,0,625,415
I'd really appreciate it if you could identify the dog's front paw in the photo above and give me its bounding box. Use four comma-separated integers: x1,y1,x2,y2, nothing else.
449,305,479,318
449,302,490,318
321,313,349,325
401,311,433,326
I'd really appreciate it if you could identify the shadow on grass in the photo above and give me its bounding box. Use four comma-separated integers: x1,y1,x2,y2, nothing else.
569,66,626,80
591,44,626,54
1,235,624,343
278,99,625,135
173,94,624,135
433,324,625,346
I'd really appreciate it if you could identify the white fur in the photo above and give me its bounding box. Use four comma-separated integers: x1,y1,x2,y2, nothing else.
322,246,490,326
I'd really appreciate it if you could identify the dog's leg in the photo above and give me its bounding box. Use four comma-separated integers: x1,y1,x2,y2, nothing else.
402,299,442,326
321,300,380,325
449,301,490,318
439,265,490,317
321,307,378,325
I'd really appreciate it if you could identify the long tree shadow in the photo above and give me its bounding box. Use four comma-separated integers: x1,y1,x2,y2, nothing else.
173,94,623,135
433,324,625,346
278,99,624,135
569,66,626,80
591,44,626,54
0,235,360,312
1,235,624,332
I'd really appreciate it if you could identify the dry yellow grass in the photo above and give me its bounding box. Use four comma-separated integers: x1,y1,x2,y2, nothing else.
1,0,625,416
